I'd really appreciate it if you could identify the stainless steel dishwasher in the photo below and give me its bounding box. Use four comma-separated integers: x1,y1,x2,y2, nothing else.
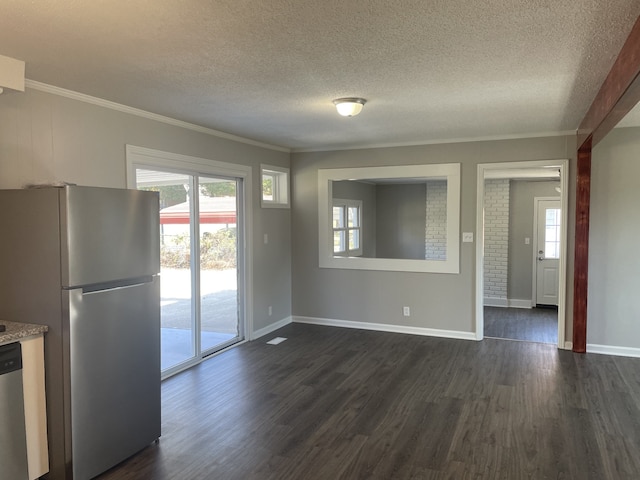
0,342,29,480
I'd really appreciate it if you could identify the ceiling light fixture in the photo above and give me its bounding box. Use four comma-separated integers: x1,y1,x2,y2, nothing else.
333,97,366,117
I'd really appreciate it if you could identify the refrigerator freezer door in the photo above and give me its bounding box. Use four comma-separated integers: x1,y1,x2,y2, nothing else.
60,186,160,288
67,277,161,480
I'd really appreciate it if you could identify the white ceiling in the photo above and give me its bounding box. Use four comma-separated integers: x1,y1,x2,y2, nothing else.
1,1,639,151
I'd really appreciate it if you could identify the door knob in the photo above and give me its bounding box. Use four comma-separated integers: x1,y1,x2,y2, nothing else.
538,256,544,261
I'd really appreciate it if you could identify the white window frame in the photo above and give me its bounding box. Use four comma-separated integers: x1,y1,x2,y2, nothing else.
261,164,290,208
318,163,460,274
332,198,363,257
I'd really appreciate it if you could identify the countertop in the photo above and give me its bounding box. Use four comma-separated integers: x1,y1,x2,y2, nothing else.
0,320,48,345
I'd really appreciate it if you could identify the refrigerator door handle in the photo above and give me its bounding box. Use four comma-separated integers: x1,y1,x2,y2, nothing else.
75,275,156,294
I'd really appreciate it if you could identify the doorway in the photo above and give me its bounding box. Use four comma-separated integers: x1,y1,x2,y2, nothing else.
475,160,568,348
134,169,244,375
126,145,254,378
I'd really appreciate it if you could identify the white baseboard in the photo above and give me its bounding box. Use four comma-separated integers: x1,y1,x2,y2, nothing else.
483,298,533,309
564,341,573,351
484,297,507,307
508,299,533,309
586,343,640,358
292,316,477,341
251,316,292,340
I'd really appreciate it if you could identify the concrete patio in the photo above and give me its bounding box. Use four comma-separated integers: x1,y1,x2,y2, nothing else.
160,268,239,370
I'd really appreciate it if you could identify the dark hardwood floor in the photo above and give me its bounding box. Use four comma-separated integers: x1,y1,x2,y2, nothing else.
98,323,640,479
484,306,558,344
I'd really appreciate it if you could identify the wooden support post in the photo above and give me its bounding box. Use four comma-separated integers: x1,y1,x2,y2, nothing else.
572,140,592,353
573,15,640,352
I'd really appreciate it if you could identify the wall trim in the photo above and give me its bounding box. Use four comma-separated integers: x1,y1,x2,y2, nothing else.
586,343,640,358
564,341,573,351
292,316,477,341
292,130,576,153
251,317,292,340
509,299,533,309
484,298,533,308
484,297,508,308
25,79,290,153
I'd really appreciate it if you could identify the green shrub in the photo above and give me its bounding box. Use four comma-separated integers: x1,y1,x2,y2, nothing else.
161,228,236,270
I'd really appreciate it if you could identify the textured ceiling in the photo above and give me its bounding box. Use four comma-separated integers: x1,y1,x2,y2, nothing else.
1,1,639,151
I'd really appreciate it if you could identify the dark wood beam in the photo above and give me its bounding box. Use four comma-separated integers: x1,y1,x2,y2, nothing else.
572,139,591,353
573,15,640,353
577,15,640,149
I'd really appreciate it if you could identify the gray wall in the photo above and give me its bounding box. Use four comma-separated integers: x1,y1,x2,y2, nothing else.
331,180,377,257
291,136,577,337
0,87,292,333
375,183,426,259
589,126,640,350
508,180,560,302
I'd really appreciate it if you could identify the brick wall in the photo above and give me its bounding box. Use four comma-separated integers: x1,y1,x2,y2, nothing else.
484,179,509,301
425,180,447,260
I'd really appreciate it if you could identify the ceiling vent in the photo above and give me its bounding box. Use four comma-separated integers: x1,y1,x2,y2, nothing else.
0,54,25,94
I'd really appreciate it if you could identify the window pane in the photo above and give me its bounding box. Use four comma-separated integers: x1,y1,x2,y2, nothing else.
261,166,289,206
544,211,560,259
545,226,557,242
545,241,559,259
349,229,360,250
136,169,194,371
546,209,557,224
333,206,345,228
333,231,345,253
262,174,274,201
198,177,239,353
348,206,359,227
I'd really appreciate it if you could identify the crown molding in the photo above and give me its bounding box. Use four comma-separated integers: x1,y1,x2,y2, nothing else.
24,79,290,153
292,130,577,153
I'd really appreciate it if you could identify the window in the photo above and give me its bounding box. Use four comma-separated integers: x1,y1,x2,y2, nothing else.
545,208,561,259
261,164,289,208
318,163,460,274
332,199,362,256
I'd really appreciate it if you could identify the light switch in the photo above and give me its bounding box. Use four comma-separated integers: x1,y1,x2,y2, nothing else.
264,233,269,244
462,232,474,243
525,237,530,245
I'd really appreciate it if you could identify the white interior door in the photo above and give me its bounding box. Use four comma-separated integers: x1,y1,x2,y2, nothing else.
535,199,560,306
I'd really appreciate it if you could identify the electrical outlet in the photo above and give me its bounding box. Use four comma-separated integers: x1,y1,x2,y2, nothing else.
403,306,410,316
268,306,272,316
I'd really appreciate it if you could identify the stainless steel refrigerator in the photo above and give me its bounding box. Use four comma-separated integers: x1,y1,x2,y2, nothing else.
0,185,161,480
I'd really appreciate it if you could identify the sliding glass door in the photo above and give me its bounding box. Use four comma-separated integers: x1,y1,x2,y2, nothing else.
198,176,242,352
134,168,243,376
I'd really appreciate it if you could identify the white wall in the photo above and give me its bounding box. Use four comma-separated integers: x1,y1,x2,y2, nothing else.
589,126,640,355
0,86,292,334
